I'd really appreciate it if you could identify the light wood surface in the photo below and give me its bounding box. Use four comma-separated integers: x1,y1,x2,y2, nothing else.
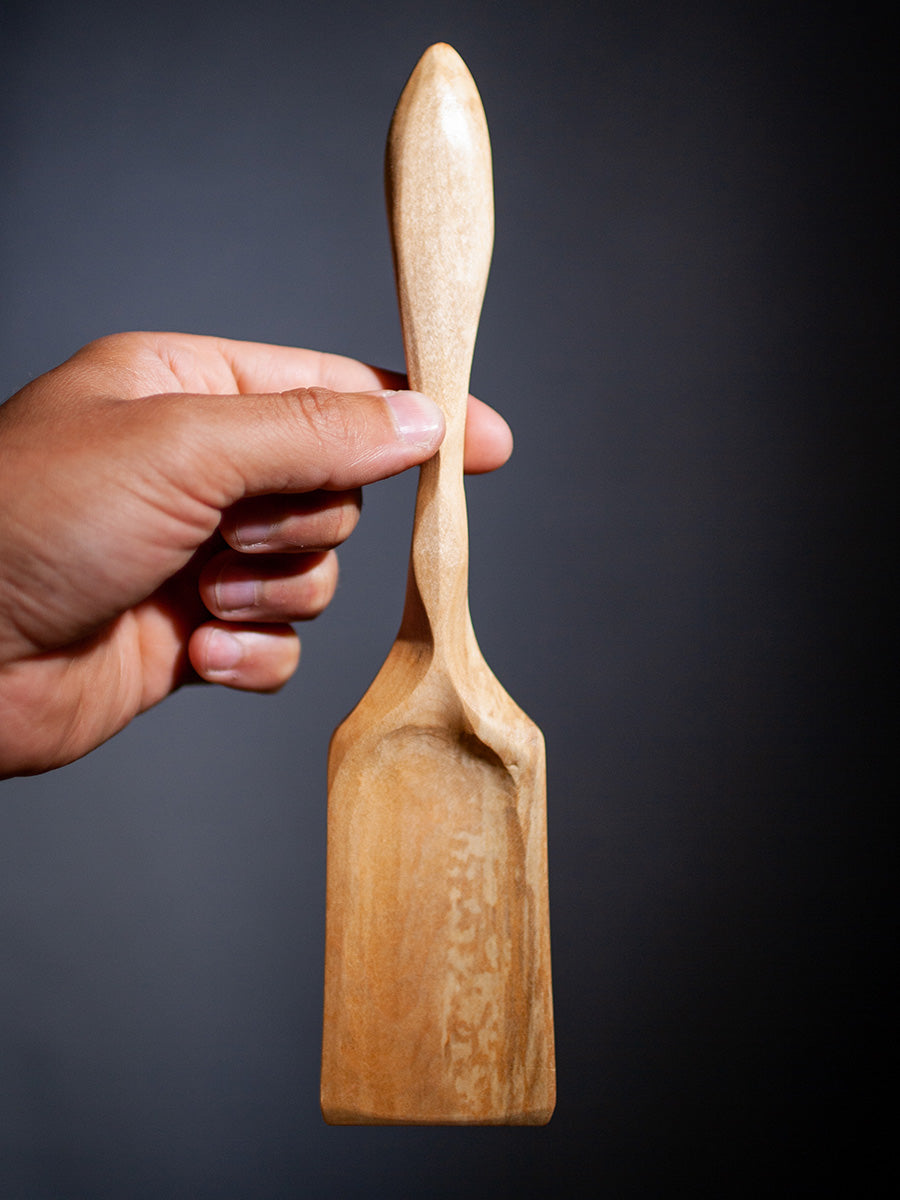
320,43,555,1126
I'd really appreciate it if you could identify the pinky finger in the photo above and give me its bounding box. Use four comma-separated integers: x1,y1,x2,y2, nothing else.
189,621,300,692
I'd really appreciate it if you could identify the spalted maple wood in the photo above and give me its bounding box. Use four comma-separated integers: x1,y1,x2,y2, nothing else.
320,43,555,1126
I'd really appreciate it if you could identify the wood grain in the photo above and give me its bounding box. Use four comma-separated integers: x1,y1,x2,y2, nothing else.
320,43,555,1126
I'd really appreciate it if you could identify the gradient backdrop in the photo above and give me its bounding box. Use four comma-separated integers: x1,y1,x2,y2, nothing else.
1,2,888,1196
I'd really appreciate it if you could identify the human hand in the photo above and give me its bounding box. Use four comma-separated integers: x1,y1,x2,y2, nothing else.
0,332,512,778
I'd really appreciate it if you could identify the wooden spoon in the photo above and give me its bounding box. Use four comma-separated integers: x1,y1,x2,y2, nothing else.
320,42,555,1126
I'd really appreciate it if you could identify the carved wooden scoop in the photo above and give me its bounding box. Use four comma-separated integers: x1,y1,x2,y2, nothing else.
320,43,555,1125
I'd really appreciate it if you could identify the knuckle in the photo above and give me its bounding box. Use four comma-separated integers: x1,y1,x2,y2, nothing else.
298,552,338,617
289,387,368,457
77,332,124,359
323,496,361,546
294,387,341,434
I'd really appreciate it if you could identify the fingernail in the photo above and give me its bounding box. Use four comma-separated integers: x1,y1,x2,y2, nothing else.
384,391,443,443
205,628,243,671
215,572,259,613
232,519,276,550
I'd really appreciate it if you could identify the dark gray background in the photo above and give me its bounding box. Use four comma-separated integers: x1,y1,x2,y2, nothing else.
1,1,890,1196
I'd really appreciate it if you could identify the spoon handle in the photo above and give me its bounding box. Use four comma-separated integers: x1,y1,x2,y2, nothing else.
386,43,494,652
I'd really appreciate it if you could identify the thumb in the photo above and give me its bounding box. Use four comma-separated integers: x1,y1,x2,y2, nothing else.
162,386,445,505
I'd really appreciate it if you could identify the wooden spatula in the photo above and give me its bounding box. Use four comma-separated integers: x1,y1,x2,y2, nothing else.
320,42,555,1126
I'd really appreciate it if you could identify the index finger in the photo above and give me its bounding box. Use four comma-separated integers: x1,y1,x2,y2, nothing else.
218,339,405,395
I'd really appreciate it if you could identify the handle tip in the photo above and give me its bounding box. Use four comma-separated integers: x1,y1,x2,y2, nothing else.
410,42,474,84
420,42,464,62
